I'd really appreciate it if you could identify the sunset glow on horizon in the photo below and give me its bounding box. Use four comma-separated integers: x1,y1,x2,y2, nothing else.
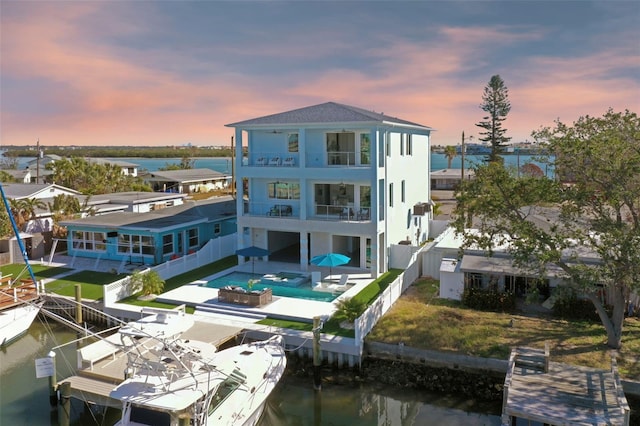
1,1,638,147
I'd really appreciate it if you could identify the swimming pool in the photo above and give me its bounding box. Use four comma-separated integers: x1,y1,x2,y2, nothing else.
203,271,340,302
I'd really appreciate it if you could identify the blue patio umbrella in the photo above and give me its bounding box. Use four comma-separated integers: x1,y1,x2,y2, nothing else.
310,253,350,279
236,246,270,274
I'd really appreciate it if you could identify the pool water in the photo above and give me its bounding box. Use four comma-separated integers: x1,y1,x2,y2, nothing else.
203,271,339,302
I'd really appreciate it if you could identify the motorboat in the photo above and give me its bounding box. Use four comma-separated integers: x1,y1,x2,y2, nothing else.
109,316,287,426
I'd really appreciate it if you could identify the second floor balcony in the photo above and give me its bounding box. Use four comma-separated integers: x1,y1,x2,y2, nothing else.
243,201,371,223
247,151,371,169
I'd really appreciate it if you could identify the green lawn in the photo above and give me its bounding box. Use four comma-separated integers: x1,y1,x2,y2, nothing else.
0,264,73,280
45,270,128,299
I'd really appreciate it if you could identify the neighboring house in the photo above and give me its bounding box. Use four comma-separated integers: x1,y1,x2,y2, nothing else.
226,101,434,278
2,169,31,183
143,168,231,194
85,191,188,214
0,183,81,261
60,196,237,265
25,154,60,183
86,158,139,177
430,169,474,190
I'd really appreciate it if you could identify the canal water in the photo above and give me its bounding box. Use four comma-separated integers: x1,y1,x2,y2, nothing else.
1,320,502,425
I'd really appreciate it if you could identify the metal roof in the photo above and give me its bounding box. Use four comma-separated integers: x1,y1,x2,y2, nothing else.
145,168,228,183
226,101,432,130
60,196,236,232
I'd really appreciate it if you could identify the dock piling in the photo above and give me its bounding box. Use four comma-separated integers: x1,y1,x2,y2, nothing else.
47,350,57,407
58,381,71,426
312,316,322,391
74,284,82,324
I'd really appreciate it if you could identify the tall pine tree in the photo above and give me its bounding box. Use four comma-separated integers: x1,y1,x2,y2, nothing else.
476,75,511,163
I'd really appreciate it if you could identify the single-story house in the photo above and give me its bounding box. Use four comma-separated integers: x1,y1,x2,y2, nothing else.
60,196,237,265
143,168,231,194
430,169,474,190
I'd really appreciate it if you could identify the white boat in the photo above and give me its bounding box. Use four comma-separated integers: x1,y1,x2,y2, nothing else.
0,183,42,347
109,313,287,426
0,298,41,346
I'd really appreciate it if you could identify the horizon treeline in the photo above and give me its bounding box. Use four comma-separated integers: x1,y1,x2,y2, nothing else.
1,145,235,158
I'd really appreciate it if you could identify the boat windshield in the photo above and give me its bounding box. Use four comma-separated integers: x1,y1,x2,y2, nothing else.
207,377,241,415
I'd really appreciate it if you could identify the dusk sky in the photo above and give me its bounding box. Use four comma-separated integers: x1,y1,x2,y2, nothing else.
1,1,639,148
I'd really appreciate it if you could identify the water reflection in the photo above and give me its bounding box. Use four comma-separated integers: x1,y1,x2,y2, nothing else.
262,376,501,426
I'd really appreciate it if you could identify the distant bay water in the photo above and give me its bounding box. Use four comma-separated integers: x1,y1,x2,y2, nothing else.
12,153,552,176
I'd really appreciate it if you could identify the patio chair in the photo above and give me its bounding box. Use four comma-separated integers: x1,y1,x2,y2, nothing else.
268,157,281,166
256,157,267,166
340,207,353,220
283,157,295,166
357,208,370,220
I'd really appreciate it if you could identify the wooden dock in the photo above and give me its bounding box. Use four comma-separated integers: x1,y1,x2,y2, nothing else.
501,345,630,425
57,318,244,407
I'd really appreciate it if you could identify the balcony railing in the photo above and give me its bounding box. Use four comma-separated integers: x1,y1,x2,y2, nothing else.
250,153,298,167
246,151,370,168
241,202,371,222
244,201,298,218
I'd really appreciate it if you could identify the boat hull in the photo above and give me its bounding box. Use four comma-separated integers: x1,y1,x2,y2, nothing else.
0,303,40,346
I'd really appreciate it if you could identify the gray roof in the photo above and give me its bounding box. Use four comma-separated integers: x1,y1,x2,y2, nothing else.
0,183,80,199
86,158,139,167
226,101,432,130
60,196,237,231
145,168,228,183
86,191,187,206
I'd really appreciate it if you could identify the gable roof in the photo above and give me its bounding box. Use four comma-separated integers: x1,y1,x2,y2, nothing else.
226,101,432,130
0,183,80,199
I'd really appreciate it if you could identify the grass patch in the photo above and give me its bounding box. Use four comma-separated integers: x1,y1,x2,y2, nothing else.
366,278,640,379
122,297,195,314
0,264,73,280
46,270,128,300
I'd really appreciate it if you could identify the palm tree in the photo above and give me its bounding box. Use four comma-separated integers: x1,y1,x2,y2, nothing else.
21,197,46,231
444,145,457,169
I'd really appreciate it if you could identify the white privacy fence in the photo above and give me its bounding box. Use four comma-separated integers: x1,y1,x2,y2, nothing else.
354,245,423,353
104,234,237,307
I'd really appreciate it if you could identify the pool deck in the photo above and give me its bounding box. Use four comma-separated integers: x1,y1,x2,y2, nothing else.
158,260,373,323
42,255,373,324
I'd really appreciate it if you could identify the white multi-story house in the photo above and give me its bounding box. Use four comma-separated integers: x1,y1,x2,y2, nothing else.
227,102,433,278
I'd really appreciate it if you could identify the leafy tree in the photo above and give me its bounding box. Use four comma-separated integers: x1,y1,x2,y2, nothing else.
47,194,83,238
0,204,11,237
453,109,640,349
443,145,457,169
47,157,151,194
159,155,195,171
476,75,511,163
0,171,14,182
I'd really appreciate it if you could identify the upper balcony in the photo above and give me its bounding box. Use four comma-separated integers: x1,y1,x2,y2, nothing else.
245,151,371,169
242,201,372,223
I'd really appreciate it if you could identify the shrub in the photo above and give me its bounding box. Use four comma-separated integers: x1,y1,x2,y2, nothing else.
130,270,165,296
332,297,367,323
462,287,515,312
552,291,602,321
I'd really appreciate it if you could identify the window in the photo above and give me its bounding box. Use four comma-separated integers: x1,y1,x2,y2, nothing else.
188,228,198,248
400,134,405,156
327,132,355,165
406,134,413,155
360,134,371,165
117,234,154,256
268,182,300,199
162,234,173,255
288,133,299,152
389,183,394,207
401,180,405,203
214,223,221,236
71,231,106,252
